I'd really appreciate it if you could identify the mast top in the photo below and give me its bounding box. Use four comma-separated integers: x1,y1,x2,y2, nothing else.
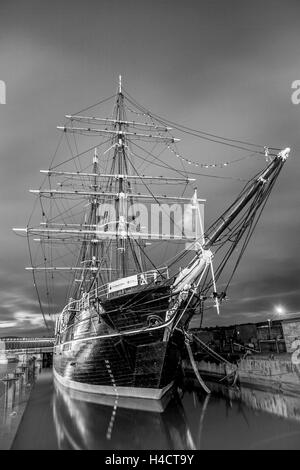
278,147,290,161
119,75,122,94
93,147,98,164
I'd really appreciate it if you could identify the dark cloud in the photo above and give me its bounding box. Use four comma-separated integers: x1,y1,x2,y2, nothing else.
0,0,300,335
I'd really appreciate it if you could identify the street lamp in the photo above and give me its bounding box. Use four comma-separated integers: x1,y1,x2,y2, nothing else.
274,304,286,316
267,318,271,340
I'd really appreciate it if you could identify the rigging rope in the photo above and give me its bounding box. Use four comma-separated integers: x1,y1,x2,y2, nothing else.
122,89,280,153
26,234,51,332
24,86,287,329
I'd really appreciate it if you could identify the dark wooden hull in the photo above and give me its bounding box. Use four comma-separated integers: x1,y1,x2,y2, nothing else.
54,286,185,399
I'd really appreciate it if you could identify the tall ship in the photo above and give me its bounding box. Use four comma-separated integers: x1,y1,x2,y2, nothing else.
14,77,290,399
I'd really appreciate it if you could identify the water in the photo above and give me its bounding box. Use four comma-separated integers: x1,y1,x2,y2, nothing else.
182,382,300,450
2,365,299,450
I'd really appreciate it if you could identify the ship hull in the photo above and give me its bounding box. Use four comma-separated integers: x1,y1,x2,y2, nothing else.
53,368,174,400
54,318,185,399
53,286,186,399
53,333,182,399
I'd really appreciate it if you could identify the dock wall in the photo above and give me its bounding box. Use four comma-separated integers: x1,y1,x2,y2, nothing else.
184,355,300,395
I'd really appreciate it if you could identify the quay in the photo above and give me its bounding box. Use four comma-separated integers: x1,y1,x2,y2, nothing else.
184,315,300,394
183,353,300,395
0,337,54,449
11,370,58,450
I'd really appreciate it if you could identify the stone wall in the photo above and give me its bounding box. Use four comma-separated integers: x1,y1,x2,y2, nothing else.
282,319,300,353
238,356,300,394
184,355,300,395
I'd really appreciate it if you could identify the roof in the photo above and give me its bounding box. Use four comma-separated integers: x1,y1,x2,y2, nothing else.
280,315,300,324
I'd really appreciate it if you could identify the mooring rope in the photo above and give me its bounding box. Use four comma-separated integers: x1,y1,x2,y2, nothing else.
185,335,211,394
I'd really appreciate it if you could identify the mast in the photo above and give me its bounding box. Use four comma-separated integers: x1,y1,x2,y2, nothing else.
91,147,100,287
119,74,122,94
116,75,127,277
14,77,205,298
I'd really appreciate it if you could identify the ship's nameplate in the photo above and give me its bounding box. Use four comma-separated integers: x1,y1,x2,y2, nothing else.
185,241,202,251
108,275,138,294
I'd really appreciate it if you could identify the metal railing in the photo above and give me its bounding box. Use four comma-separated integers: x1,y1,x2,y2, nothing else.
57,267,169,334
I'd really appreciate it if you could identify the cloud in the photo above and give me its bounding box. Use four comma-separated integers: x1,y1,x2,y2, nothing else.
13,310,45,327
0,285,55,336
0,309,55,337
0,321,17,329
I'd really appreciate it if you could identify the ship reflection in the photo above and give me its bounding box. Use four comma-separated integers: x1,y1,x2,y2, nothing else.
53,381,196,450
53,377,300,450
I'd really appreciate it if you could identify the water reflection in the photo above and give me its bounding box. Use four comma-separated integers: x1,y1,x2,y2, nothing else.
53,377,300,450
182,380,300,449
205,381,300,423
53,381,196,450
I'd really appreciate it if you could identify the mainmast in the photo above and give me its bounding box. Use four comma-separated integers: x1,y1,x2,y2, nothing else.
90,147,100,286
119,74,122,94
115,74,128,278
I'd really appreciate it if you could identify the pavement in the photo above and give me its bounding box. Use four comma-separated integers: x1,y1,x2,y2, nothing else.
11,370,58,450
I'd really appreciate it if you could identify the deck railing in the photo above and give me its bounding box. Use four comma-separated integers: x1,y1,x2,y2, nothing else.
58,267,169,331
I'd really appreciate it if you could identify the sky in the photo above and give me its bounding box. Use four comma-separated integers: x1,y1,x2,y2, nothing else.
0,0,300,336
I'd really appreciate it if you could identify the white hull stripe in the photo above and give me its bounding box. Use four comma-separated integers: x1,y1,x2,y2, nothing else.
53,368,174,400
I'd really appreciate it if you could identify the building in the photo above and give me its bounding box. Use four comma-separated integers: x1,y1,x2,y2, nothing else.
0,337,55,364
281,317,300,353
191,315,300,355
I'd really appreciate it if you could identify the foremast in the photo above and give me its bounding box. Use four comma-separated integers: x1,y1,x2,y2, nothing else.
74,75,145,289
